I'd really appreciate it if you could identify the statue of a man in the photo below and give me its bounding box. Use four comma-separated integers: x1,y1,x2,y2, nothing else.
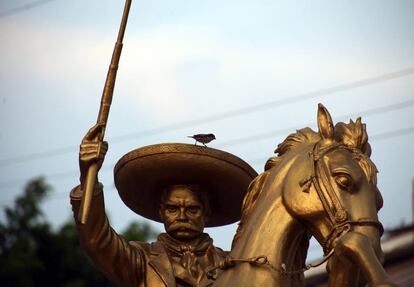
70,125,257,287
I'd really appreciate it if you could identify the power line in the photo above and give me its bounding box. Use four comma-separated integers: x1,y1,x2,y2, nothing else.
0,146,77,167
1,123,414,191
248,126,414,167
370,126,414,141
0,164,113,189
1,67,414,167
0,98,413,189
217,98,414,148
14,125,414,202
0,0,57,19
108,67,414,142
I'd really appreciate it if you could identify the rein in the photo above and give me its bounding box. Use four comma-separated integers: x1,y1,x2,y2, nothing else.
207,141,383,280
206,249,335,280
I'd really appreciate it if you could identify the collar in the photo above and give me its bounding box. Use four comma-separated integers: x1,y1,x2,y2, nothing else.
157,233,213,257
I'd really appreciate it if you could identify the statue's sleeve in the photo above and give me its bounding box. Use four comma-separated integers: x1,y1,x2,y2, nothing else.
70,184,145,287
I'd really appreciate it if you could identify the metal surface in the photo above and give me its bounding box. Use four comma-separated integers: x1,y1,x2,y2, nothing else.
114,143,257,227
74,104,397,286
78,0,132,224
72,3,396,283
211,104,396,286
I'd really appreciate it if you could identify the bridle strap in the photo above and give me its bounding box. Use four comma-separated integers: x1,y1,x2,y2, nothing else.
206,142,384,278
310,143,348,226
322,219,384,253
309,142,383,254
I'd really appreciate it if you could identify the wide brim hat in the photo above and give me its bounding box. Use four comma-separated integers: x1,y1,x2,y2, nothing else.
114,143,258,227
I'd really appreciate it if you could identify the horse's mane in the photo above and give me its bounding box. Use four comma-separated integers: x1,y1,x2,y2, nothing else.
334,118,381,207
232,128,319,248
334,118,378,186
233,118,380,248
265,127,320,171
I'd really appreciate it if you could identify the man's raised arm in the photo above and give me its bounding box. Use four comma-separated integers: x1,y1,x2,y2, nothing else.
70,124,144,287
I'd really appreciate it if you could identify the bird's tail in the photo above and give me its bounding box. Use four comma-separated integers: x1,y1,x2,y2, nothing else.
187,136,194,138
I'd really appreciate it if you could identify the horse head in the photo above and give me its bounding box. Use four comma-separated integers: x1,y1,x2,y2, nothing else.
279,104,383,261
213,104,392,287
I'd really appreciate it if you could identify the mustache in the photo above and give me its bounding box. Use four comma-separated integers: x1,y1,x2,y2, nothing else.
168,222,199,232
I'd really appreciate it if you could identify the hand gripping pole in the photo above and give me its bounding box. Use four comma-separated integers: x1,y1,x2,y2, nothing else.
78,0,132,224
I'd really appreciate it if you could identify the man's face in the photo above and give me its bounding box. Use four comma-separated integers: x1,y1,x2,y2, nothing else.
159,186,206,241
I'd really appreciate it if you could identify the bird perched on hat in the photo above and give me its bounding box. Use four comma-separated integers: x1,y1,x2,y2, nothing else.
188,133,216,147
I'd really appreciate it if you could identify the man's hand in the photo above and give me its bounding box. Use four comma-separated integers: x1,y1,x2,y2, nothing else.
79,124,108,188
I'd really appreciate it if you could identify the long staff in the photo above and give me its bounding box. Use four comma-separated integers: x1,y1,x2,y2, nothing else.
78,0,132,224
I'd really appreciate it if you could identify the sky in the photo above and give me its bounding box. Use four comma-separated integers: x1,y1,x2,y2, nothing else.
1,0,414,262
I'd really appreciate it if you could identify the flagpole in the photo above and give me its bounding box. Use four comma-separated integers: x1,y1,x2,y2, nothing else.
78,0,133,224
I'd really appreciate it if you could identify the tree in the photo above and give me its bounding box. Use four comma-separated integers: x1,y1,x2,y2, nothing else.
0,177,158,286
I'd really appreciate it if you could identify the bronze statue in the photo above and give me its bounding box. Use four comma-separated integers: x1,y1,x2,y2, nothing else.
78,0,132,224
71,2,257,285
71,125,257,286
72,105,397,287
72,1,397,286
208,104,397,287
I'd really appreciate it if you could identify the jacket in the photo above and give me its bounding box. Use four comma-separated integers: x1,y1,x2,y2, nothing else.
70,185,226,287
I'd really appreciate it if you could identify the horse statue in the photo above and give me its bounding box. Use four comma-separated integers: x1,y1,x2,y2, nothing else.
208,104,396,287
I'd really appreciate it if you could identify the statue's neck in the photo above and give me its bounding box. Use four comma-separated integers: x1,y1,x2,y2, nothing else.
231,194,307,271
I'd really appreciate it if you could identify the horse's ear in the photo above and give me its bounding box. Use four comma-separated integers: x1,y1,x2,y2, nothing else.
317,103,334,140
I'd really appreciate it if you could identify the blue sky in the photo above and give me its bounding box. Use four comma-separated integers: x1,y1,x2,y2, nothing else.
1,0,414,261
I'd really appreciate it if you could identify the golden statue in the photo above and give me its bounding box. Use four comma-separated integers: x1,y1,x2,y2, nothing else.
207,104,397,287
71,4,259,286
71,129,257,286
72,1,397,286
72,105,397,287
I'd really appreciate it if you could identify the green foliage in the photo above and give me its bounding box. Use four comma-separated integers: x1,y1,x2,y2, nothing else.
0,177,159,287
122,221,158,242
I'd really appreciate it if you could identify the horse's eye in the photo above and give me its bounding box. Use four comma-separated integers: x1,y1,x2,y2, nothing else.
335,174,353,190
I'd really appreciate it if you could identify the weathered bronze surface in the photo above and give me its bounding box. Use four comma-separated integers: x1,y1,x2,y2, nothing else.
78,0,132,224
208,104,396,287
114,143,257,227
72,2,396,286
72,126,257,286
73,105,397,286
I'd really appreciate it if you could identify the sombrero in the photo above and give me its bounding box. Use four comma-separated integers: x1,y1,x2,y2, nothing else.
114,143,258,227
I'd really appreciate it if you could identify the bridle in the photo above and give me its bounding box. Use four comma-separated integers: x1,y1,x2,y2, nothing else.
206,140,384,279
304,141,384,255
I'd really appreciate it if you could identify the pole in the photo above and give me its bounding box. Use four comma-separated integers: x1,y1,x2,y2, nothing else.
78,0,133,224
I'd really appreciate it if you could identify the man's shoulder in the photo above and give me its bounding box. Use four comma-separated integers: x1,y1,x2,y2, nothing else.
128,241,151,253
128,240,166,255
212,245,229,258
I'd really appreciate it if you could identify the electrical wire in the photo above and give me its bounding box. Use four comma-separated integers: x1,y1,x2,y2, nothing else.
1,67,414,167
1,122,413,191
0,0,57,19
247,126,414,167
20,125,414,204
216,98,414,148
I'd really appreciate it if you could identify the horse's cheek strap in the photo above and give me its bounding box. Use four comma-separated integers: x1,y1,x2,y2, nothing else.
309,145,348,227
317,158,348,223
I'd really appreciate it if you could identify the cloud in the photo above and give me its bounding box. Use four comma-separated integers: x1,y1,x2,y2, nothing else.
1,19,405,126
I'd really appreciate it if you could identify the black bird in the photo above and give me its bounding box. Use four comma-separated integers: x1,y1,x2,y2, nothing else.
188,133,216,147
